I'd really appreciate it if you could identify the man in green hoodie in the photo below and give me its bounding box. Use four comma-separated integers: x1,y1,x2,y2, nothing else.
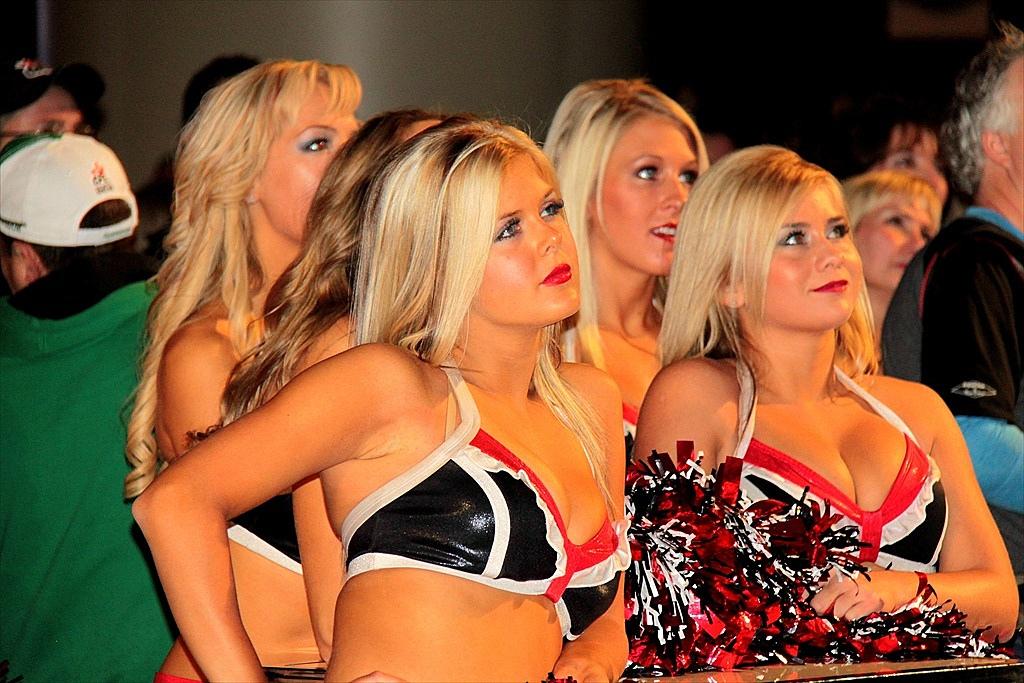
0,134,173,681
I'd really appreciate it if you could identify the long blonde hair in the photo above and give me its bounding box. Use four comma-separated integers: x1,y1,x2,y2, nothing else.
221,109,442,424
124,60,362,498
544,79,708,369
354,119,612,506
660,145,877,378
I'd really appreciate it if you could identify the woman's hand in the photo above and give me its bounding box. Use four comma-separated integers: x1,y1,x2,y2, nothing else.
552,651,615,682
810,566,922,621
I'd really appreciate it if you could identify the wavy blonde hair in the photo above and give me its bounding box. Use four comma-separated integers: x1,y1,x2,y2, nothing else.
221,109,442,423
660,145,877,379
544,79,708,369
124,60,362,498
354,119,612,506
843,169,942,234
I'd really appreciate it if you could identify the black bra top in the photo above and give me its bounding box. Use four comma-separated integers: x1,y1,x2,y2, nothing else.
341,367,629,640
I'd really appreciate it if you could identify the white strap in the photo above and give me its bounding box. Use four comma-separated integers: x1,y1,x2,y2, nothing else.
228,524,302,575
733,363,921,457
734,362,757,460
440,364,481,436
340,364,479,546
835,369,921,448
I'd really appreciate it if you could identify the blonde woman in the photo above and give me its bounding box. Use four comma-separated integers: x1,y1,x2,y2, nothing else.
635,146,1016,653
843,170,941,342
219,109,442,659
545,79,708,437
123,60,361,679
222,108,443,423
133,119,630,681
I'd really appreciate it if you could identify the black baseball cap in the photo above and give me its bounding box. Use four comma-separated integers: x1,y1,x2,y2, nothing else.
2,58,105,116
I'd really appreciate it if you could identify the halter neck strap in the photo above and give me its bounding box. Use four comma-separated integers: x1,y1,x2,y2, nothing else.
733,363,920,459
834,368,920,448
735,362,757,460
439,365,481,440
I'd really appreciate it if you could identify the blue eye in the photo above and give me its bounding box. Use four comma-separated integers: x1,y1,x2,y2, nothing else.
779,229,807,246
495,217,521,242
637,166,657,180
301,137,332,153
828,222,850,239
680,169,699,185
541,199,564,218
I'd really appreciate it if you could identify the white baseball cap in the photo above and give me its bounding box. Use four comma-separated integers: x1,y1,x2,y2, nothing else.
0,133,138,247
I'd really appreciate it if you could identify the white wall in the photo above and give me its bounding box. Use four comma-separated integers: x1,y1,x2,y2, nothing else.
51,0,643,184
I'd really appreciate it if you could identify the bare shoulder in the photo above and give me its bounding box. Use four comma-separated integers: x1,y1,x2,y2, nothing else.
636,357,738,465
301,342,447,414
559,361,622,414
645,357,737,409
157,317,238,456
856,374,951,437
162,316,236,379
858,372,943,404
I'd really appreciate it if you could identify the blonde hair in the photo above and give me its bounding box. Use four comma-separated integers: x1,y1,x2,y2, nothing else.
843,169,942,234
354,119,612,506
660,145,877,379
544,79,708,369
221,109,443,423
124,60,362,498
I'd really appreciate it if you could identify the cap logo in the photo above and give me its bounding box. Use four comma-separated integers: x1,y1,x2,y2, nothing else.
91,161,112,193
13,58,52,80
1,216,25,232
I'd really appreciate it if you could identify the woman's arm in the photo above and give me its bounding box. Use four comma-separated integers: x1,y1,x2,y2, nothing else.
134,345,419,680
150,322,252,679
554,365,628,680
633,358,735,469
815,379,1018,638
156,321,237,459
903,383,1016,638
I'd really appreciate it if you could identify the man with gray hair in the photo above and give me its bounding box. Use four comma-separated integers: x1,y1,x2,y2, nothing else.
884,21,1023,592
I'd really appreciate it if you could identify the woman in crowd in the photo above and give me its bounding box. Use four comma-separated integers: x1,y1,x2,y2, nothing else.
636,146,1016,640
134,119,630,681
223,108,442,424
123,59,362,677
844,169,941,345
220,108,442,658
544,79,707,438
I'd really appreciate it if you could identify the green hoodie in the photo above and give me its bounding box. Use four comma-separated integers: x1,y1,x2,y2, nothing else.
1,280,174,682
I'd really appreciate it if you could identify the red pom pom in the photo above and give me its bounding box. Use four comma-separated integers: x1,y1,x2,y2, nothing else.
624,445,1017,676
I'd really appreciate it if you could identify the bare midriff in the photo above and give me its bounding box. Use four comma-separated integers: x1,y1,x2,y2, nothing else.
326,568,565,681
230,542,321,666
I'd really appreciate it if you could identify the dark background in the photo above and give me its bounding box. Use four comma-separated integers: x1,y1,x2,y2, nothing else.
5,0,1023,182
643,0,1021,160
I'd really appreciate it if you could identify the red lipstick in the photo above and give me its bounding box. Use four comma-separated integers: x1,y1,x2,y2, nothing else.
542,263,572,285
651,222,678,242
812,279,848,293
